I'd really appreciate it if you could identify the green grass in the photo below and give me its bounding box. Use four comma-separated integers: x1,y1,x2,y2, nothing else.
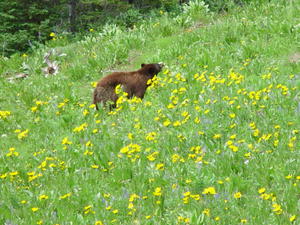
1,1,300,224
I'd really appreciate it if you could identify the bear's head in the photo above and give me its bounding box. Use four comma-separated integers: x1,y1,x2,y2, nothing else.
140,63,164,78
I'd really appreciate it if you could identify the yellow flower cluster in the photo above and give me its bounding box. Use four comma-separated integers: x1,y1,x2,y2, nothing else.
119,143,141,162
202,187,217,195
0,110,11,119
6,147,19,157
182,191,200,204
73,123,88,132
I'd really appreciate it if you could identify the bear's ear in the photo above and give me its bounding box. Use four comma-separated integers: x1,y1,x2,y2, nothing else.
141,63,146,68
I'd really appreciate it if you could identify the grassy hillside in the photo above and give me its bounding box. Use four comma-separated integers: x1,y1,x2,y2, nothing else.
1,0,300,224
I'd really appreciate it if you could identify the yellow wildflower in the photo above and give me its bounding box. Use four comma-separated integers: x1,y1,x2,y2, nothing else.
39,194,49,200
272,203,283,215
290,215,296,222
234,192,242,199
258,188,266,194
153,187,162,196
59,193,72,199
202,208,210,216
155,163,164,170
18,129,29,139
202,187,217,195
31,207,39,212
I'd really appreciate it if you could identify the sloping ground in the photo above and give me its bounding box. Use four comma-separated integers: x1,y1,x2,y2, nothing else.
0,1,300,224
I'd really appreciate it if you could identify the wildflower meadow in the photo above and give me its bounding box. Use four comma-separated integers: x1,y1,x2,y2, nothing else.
0,0,299,224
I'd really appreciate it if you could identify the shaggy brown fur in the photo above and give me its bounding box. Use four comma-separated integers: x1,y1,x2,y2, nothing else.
93,63,164,109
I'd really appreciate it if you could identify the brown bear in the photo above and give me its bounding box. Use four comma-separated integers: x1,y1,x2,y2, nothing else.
93,63,164,110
